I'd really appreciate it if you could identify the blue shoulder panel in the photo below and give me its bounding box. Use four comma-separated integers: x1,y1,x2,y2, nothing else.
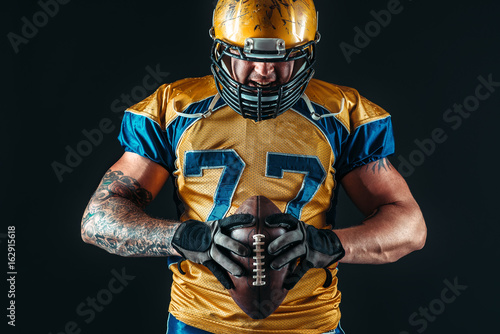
335,116,395,178
118,95,223,172
118,112,174,171
292,98,395,179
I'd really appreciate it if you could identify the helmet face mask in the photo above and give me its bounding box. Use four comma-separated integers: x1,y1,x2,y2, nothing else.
210,0,320,121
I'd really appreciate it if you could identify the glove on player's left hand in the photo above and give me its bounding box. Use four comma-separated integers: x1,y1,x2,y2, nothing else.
266,214,345,290
172,214,254,289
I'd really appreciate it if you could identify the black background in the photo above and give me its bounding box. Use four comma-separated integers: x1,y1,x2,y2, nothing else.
2,0,499,333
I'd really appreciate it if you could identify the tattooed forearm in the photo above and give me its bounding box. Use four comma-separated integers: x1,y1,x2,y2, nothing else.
366,158,393,174
81,170,179,257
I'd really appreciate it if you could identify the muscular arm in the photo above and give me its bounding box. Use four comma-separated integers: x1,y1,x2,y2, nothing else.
81,152,181,257
334,158,426,264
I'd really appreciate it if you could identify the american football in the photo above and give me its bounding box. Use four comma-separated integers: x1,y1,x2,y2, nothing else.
227,196,295,319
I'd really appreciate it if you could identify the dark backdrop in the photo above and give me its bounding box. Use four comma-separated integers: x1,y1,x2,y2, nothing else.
2,0,499,333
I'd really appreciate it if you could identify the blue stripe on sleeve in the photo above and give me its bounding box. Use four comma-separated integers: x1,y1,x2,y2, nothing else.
118,112,175,171
335,116,395,179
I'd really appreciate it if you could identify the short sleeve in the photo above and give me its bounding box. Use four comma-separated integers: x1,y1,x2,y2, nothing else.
335,116,395,179
118,112,175,171
117,85,175,172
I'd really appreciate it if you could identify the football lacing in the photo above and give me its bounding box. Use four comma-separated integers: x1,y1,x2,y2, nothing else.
252,234,266,286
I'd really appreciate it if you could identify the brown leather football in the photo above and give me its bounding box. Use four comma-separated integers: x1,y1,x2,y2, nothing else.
227,196,295,319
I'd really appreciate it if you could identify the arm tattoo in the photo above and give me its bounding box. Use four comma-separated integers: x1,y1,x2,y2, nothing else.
81,170,178,257
91,170,153,209
366,158,393,174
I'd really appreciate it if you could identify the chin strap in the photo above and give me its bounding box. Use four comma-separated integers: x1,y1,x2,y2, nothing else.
302,94,345,121
174,93,221,119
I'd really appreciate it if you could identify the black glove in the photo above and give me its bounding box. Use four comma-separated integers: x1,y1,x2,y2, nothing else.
266,214,345,290
172,214,255,289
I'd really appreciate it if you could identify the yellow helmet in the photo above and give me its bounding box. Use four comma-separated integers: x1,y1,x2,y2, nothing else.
210,0,321,121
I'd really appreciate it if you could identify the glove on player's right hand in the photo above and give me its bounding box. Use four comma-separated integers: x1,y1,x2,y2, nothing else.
266,214,345,290
171,214,255,289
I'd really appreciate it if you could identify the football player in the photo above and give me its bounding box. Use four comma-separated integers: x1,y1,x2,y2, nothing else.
81,1,426,333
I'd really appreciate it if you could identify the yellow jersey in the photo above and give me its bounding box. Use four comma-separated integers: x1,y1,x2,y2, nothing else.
118,75,394,334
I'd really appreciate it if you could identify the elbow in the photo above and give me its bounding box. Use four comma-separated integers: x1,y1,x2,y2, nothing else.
81,227,92,244
81,211,97,245
414,225,427,251
81,220,93,245
80,210,128,256
390,213,426,263
410,212,427,252
398,201,427,254
386,211,427,263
